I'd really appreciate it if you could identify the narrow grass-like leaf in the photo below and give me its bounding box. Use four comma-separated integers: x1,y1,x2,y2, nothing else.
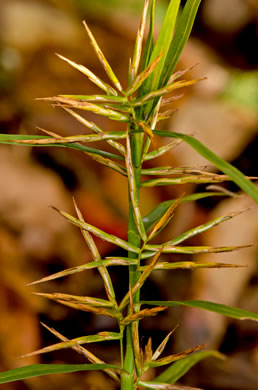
126,133,147,241
83,21,122,92
130,0,150,82
20,332,122,358
145,337,153,363
143,139,182,161
150,96,162,130
61,107,125,155
51,299,116,318
206,184,240,198
126,53,163,96
73,199,117,305
142,136,153,161
166,209,248,246
86,153,126,176
45,96,129,121
168,64,199,85
0,133,124,161
56,54,118,95
141,301,258,322
66,141,125,159
132,320,143,372
148,344,205,368
138,120,155,142
161,94,184,107
148,194,183,239
7,131,126,145
138,261,245,272
152,327,178,361
27,259,137,286
121,307,166,325
143,244,251,257
136,380,202,390
157,109,177,122
59,94,127,104
155,350,225,384
38,128,61,138
119,247,163,311
153,130,258,203
0,364,121,385
142,97,162,160
52,206,139,254
142,174,234,187
161,0,202,86
142,167,215,176
140,0,155,74
41,323,119,382
73,199,105,259
34,292,113,308
143,192,227,231
142,0,181,95
136,78,204,106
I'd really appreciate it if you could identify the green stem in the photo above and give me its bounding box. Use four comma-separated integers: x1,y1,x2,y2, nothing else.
121,131,144,389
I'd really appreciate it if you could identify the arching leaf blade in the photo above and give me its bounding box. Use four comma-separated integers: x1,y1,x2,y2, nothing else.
155,350,224,384
161,0,202,85
141,300,258,321
140,0,180,102
143,192,227,231
0,134,124,161
153,130,258,203
0,364,120,384
140,0,155,73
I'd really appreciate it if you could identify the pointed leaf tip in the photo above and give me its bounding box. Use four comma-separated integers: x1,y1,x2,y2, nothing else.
130,0,150,81
82,20,122,92
56,53,118,96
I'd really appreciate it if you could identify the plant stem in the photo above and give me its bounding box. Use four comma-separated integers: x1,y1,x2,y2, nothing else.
121,131,144,389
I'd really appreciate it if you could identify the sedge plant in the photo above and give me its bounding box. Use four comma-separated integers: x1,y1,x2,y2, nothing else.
0,1,258,389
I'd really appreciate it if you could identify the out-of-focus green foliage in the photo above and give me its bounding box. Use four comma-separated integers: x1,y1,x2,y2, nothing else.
221,70,258,111
78,0,168,21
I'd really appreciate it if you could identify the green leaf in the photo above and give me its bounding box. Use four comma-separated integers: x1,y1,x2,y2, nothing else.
56,53,118,96
83,21,122,92
130,0,150,82
0,363,120,384
143,192,226,231
143,244,250,257
59,94,128,104
28,258,137,286
166,210,245,246
141,300,258,321
140,0,156,75
141,0,180,98
155,350,224,384
21,332,122,359
53,207,139,254
153,130,258,203
0,134,124,161
142,174,232,187
45,96,129,121
138,261,244,271
137,379,201,389
2,132,126,145
126,133,147,241
220,70,258,111
161,0,202,86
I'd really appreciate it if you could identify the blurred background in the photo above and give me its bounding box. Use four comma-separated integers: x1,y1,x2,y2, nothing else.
0,0,257,389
